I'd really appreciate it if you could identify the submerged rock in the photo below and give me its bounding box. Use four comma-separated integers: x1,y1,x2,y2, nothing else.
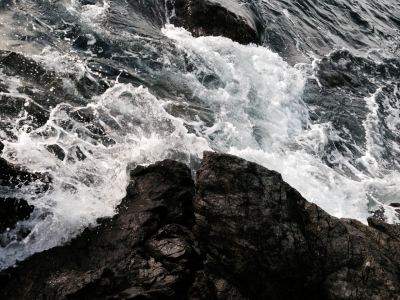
0,141,49,190
302,49,400,180
168,0,265,44
2,152,400,299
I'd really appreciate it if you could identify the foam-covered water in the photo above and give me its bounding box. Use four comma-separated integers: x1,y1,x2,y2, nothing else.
0,78,209,268
0,12,400,269
163,26,400,222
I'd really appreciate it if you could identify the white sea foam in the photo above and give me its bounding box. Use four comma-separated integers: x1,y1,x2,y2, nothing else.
162,25,371,220
162,25,400,222
1,25,400,269
33,47,89,80
0,83,209,269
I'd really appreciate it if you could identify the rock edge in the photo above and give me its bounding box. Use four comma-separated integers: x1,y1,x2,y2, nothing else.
1,151,400,300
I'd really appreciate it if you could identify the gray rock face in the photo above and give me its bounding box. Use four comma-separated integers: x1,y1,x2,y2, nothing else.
2,152,400,299
168,0,265,44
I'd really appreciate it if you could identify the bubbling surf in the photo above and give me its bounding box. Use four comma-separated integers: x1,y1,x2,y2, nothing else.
0,22,399,270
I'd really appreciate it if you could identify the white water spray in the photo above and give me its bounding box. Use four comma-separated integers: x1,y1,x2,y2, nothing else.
2,25,400,270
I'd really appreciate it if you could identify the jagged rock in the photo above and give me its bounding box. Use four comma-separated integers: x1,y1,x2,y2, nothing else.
168,0,265,44
191,152,400,299
0,159,197,299
190,151,322,299
3,152,400,299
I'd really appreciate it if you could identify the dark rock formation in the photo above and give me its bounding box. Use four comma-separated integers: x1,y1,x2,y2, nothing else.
0,198,34,234
2,152,400,299
191,152,400,299
190,152,322,299
168,0,265,44
0,159,197,299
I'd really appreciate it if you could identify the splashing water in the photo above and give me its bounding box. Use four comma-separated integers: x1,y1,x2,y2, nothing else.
0,80,209,268
162,26,397,222
1,25,400,269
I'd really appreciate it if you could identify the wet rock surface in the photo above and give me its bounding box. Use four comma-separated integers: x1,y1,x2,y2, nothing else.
191,152,400,299
166,0,400,64
0,159,197,299
168,0,265,44
2,152,400,299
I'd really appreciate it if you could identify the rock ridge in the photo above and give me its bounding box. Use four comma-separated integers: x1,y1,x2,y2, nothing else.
1,152,400,299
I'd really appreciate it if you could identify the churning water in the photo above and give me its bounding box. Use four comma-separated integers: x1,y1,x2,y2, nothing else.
0,0,399,269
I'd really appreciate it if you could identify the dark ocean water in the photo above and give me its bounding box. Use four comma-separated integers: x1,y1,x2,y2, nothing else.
0,0,399,269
